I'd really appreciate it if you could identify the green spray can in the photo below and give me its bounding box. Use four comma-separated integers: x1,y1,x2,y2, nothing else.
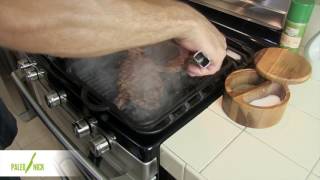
280,0,315,52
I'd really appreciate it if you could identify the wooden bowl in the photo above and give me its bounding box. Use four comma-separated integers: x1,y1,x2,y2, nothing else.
222,69,290,128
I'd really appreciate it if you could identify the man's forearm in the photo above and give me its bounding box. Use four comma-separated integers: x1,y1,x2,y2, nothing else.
0,0,196,57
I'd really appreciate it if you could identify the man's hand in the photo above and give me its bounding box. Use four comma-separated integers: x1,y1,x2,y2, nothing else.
0,0,226,76
176,5,227,76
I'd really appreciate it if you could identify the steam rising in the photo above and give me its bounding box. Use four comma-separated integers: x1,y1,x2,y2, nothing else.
65,41,200,127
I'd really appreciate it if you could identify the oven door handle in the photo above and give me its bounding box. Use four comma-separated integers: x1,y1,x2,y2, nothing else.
11,71,109,180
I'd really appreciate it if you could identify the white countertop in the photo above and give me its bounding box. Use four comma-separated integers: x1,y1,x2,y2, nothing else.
160,76,320,180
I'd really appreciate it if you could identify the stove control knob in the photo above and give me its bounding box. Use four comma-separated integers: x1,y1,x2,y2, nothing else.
17,58,37,70
72,118,98,138
90,135,110,157
25,68,46,81
45,90,67,108
73,120,90,138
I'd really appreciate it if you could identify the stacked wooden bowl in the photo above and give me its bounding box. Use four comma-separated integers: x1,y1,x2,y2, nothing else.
222,48,311,128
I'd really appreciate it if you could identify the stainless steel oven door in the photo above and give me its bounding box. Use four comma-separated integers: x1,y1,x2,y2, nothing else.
11,68,158,180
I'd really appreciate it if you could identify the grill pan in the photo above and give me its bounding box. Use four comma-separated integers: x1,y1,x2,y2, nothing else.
43,39,251,134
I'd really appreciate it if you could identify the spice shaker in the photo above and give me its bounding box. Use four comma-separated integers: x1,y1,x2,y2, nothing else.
280,0,315,52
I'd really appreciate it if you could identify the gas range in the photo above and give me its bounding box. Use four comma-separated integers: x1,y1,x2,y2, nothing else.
10,1,283,180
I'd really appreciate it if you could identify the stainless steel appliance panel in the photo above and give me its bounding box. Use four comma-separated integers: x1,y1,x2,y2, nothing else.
189,0,290,30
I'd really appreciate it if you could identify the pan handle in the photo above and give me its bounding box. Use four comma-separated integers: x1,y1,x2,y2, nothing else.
11,71,108,180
